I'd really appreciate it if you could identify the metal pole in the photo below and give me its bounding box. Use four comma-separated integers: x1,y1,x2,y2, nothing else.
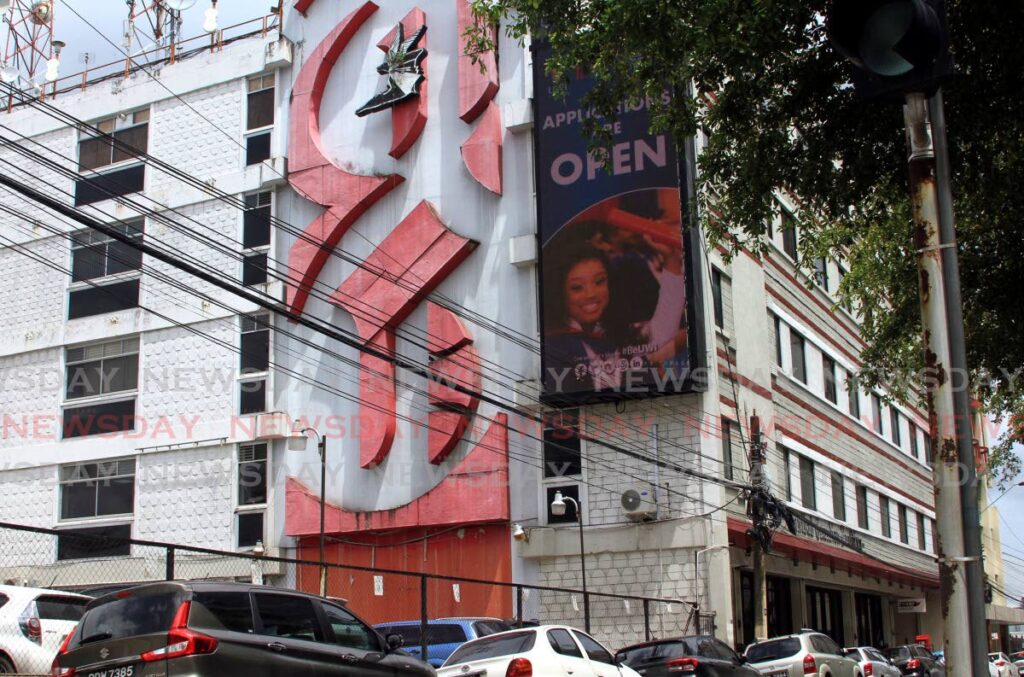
318,434,327,597
927,88,990,677
643,599,651,641
903,91,972,677
420,575,429,661
165,546,175,581
516,585,523,625
748,415,768,641
565,496,589,632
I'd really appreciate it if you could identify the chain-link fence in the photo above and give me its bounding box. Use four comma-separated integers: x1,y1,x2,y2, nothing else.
0,521,712,673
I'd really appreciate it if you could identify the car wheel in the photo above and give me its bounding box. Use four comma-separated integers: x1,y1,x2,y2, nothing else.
0,656,14,674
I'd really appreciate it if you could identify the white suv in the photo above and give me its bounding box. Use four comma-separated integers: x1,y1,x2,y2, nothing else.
745,631,863,677
0,584,90,674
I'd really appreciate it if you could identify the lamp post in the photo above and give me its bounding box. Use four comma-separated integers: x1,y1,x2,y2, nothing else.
694,544,730,617
983,480,1024,515
289,425,328,597
551,491,588,632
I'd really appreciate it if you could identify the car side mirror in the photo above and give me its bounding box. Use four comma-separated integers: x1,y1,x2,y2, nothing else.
385,633,404,651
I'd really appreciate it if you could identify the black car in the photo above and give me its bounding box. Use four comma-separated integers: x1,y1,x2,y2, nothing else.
883,644,945,677
615,635,761,676
51,581,435,676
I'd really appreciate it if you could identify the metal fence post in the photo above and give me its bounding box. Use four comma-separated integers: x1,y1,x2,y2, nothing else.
643,599,651,641
420,575,428,662
516,585,523,625
165,546,175,581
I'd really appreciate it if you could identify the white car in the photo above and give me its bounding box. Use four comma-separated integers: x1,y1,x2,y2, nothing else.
0,584,90,674
991,652,1022,677
844,646,900,677
437,624,641,677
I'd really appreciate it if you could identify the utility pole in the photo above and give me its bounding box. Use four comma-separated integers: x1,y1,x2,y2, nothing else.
747,414,768,641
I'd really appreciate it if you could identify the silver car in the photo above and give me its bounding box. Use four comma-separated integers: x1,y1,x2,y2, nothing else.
745,631,863,677
845,647,900,677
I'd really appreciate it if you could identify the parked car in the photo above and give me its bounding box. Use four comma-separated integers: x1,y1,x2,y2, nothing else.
438,624,641,677
744,631,863,676
844,647,901,677
374,617,513,666
991,652,1022,677
1010,652,1024,672
882,644,945,676
50,581,435,677
0,584,90,675
615,635,760,676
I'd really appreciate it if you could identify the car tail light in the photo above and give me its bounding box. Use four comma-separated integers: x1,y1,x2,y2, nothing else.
51,624,77,677
906,658,921,670
803,653,817,674
996,660,1007,667
864,663,874,676
18,601,42,644
666,657,700,672
505,657,532,677
139,601,218,662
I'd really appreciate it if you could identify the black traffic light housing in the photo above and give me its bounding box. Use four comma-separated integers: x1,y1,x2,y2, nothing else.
827,0,954,100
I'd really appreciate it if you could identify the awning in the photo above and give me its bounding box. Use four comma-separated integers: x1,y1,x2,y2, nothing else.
986,604,1024,626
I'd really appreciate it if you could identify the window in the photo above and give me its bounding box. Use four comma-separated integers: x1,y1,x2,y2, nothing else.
242,252,268,286
60,458,136,520
822,355,837,404
68,221,144,319
548,629,583,658
237,513,264,549
237,442,266,548
781,209,798,260
543,409,581,478
546,484,580,524
890,408,902,447
812,257,828,291
923,432,934,466
321,602,380,651
831,471,846,521
773,314,783,365
909,423,920,460
871,394,883,435
243,192,272,249
253,594,323,642
880,497,892,538
711,268,724,329
63,338,139,438
917,512,927,550
57,524,131,560
190,591,255,634
573,631,614,665
790,330,806,383
800,455,816,511
781,446,792,501
847,373,860,419
722,418,736,481
856,485,869,530
239,315,270,415
898,504,909,544
76,110,149,206
930,519,937,553
246,74,275,165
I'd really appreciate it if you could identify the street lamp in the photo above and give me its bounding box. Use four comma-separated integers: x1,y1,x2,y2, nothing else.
694,544,730,613
983,481,1024,514
289,424,328,597
550,490,588,632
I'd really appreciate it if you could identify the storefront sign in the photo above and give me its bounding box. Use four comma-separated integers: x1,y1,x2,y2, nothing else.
897,598,927,613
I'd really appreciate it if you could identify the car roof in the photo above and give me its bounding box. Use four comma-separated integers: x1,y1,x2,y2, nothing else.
0,584,91,600
617,635,716,652
88,580,324,608
375,617,503,626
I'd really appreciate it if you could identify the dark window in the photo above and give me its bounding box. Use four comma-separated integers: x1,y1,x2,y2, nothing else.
239,378,266,415
543,409,581,477
910,423,919,459
899,504,909,544
60,459,136,520
57,524,131,560
923,433,934,466
472,620,512,637
0,594,7,610
546,484,580,524
800,456,816,511
65,338,139,400
890,408,902,447
547,629,583,658
781,210,798,261
573,631,613,664
711,268,724,328
240,313,271,373
617,640,694,666
880,497,892,538
722,418,735,481
238,443,267,505
746,637,801,663
321,603,379,650
930,519,937,553
847,373,860,419
190,591,254,634
237,512,264,548
74,164,146,207
781,446,792,501
247,75,275,130
246,131,271,166
254,594,323,642
447,631,536,665
35,596,87,621
78,111,149,171
837,265,852,311
68,279,141,320
790,331,806,383
831,471,846,521
857,485,869,530
871,394,883,434
823,355,837,404
69,587,184,649
63,398,136,439
917,512,927,550
812,257,828,291
243,192,272,248
773,314,783,365
242,252,268,286
71,222,144,282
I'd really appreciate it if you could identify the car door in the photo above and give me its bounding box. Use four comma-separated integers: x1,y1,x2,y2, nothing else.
318,601,409,676
34,594,88,656
252,592,337,677
571,630,621,677
815,635,857,677
547,628,597,676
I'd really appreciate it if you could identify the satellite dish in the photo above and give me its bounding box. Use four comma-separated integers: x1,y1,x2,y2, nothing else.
0,65,18,83
163,0,196,10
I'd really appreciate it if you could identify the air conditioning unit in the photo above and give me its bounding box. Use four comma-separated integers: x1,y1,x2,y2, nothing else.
621,487,657,521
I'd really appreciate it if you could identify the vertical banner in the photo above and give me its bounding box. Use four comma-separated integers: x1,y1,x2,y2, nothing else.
534,45,694,403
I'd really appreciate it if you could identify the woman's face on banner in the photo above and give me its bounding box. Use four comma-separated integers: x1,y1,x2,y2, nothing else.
564,258,609,327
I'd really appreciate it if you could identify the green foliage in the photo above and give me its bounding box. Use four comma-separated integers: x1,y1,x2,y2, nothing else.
471,0,1024,484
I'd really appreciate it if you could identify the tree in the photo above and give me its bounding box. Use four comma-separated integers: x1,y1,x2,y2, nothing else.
470,0,1024,484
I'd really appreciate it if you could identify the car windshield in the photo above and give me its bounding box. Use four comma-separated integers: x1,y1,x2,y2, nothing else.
746,637,801,663
473,620,513,637
444,631,536,666
71,588,185,649
617,640,697,666
989,653,1002,661
884,647,912,661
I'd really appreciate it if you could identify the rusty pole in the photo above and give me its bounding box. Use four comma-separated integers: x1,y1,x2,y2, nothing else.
903,92,972,677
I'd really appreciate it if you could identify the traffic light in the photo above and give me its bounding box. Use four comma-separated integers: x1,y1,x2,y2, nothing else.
827,0,954,100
